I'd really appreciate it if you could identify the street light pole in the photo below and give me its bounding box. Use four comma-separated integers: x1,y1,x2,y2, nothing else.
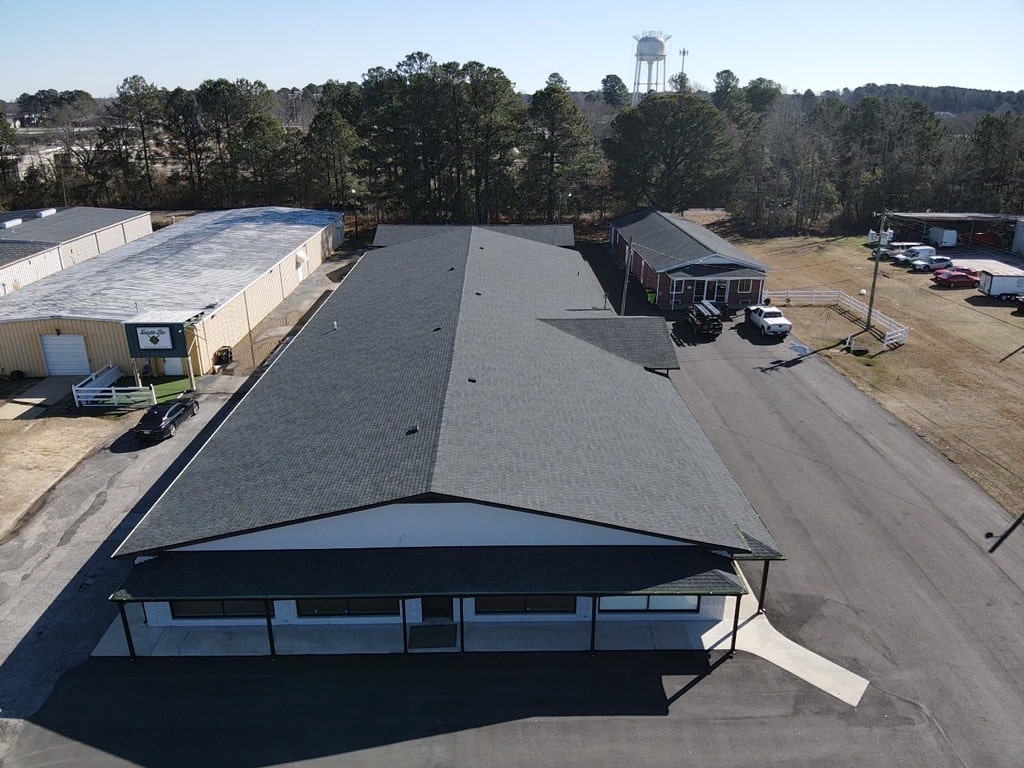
865,210,887,332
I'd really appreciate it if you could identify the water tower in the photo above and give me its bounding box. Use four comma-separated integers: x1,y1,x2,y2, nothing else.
632,31,670,106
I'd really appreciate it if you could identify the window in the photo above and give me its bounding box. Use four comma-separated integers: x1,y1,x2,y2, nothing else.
598,595,699,612
474,595,577,614
171,599,272,618
296,598,400,617
738,279,752,293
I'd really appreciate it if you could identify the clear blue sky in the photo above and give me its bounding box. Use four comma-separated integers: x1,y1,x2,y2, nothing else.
2,0,1022,102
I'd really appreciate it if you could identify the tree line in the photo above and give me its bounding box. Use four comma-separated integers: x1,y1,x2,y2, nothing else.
1,56,1022,235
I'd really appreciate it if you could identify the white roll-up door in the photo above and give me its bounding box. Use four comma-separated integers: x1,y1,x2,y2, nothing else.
40,334,90,375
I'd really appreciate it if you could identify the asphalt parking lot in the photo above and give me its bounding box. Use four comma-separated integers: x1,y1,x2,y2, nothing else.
2,243,1024,767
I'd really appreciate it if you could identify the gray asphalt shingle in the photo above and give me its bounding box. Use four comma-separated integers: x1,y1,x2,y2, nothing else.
611,209,768,275
115,226,779,558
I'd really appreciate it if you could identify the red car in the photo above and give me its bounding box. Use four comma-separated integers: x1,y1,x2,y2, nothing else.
931,269,979,288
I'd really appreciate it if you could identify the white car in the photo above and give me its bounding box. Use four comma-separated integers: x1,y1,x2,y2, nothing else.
744,304,792,337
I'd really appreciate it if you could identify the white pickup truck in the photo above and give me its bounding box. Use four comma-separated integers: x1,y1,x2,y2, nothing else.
744,304,792,337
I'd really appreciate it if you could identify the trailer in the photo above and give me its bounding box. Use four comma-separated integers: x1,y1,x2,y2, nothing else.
928,226,958,248
978,268,1024,301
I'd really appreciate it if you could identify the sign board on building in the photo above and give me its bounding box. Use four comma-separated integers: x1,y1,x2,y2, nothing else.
124,322,188,358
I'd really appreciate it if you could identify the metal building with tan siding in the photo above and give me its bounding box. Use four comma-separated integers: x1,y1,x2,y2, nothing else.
0,207,343,379
0,207,152,295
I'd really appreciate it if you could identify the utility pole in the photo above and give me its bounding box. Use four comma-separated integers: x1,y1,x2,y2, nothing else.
678,49,689,89
865,210,886,331
619,237,634,316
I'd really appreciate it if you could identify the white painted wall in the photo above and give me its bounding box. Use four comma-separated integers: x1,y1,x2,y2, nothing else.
0,248,62,294
174,501,686,552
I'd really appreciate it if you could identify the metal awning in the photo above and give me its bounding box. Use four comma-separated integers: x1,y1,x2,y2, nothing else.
111,546,747,602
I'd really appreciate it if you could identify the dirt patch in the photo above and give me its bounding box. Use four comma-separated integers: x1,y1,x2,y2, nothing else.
0,415,128,543
738,235,1024,515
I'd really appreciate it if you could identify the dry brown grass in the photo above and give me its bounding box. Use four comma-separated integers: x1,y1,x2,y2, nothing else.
736,234,1024,515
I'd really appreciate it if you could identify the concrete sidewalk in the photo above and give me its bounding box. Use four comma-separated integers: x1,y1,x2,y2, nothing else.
0,377,79,419
94,588,869,707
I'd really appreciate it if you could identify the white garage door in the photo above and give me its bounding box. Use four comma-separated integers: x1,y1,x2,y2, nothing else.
40,334,90,375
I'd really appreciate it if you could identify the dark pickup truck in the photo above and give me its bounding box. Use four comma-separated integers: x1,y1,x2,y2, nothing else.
685,300,723,337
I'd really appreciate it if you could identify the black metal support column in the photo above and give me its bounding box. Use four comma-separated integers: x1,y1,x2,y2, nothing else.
118,602,137,659
590,597,597,651
264,600,276,657
459,598,466,652
401,599,408,653
758,561,770,614
729,595,742,657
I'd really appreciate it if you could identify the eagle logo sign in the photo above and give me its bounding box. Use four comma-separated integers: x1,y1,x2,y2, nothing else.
148,334,161,345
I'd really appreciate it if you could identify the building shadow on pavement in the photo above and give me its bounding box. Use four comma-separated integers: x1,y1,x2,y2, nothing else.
15,651,724,767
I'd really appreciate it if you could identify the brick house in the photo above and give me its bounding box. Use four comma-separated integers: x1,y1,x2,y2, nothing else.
609,209,768,310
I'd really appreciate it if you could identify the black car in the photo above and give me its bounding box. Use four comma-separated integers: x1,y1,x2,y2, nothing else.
684,299,723,337
133,398,199,440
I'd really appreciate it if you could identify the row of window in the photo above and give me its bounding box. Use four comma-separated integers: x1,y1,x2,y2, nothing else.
169,595,701,619
670,279,754,295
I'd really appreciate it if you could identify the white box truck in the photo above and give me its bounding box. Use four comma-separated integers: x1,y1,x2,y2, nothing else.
978,269,1024,301
928,226,958,247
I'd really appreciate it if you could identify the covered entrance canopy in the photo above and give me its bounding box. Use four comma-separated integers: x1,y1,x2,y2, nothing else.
111,546,746,602
110,546,754,657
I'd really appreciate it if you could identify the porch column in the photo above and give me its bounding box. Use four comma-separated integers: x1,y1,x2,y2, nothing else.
590,597,598,651
758,561,771,614
459,597,465,652
264,600,276,657
729,595,743,657
401,599,408,653
118,602,136,659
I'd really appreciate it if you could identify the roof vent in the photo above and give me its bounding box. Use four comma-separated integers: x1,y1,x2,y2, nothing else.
468,377,477,383
406,425,419,435
35,208,57,218
448,266,455,272
0,218,22,229
432,326,442,332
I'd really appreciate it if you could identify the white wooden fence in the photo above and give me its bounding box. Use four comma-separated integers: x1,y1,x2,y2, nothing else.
73,363,157,408
763,289,910,348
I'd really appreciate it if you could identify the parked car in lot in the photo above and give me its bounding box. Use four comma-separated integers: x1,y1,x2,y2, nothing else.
876,241,922,261
133,397,199,440
911,255,955,272
684,299,723,337
744,304,792,337
931,269,980,288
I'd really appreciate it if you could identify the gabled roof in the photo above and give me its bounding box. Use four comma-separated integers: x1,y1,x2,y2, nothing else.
116,227,778,558
373,224,575,247
611,209,767,275
0,207,340,324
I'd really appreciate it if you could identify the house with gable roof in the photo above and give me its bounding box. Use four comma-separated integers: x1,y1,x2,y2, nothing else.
105,225,782,657
610,209,768,310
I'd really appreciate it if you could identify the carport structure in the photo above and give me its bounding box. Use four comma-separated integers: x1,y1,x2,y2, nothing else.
108,226,782,657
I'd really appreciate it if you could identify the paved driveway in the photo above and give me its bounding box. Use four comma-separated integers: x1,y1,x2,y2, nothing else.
2,249,1024,766
669,314,1024,768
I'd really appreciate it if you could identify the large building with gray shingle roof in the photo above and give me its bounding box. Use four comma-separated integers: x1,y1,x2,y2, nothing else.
107,225,781,657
